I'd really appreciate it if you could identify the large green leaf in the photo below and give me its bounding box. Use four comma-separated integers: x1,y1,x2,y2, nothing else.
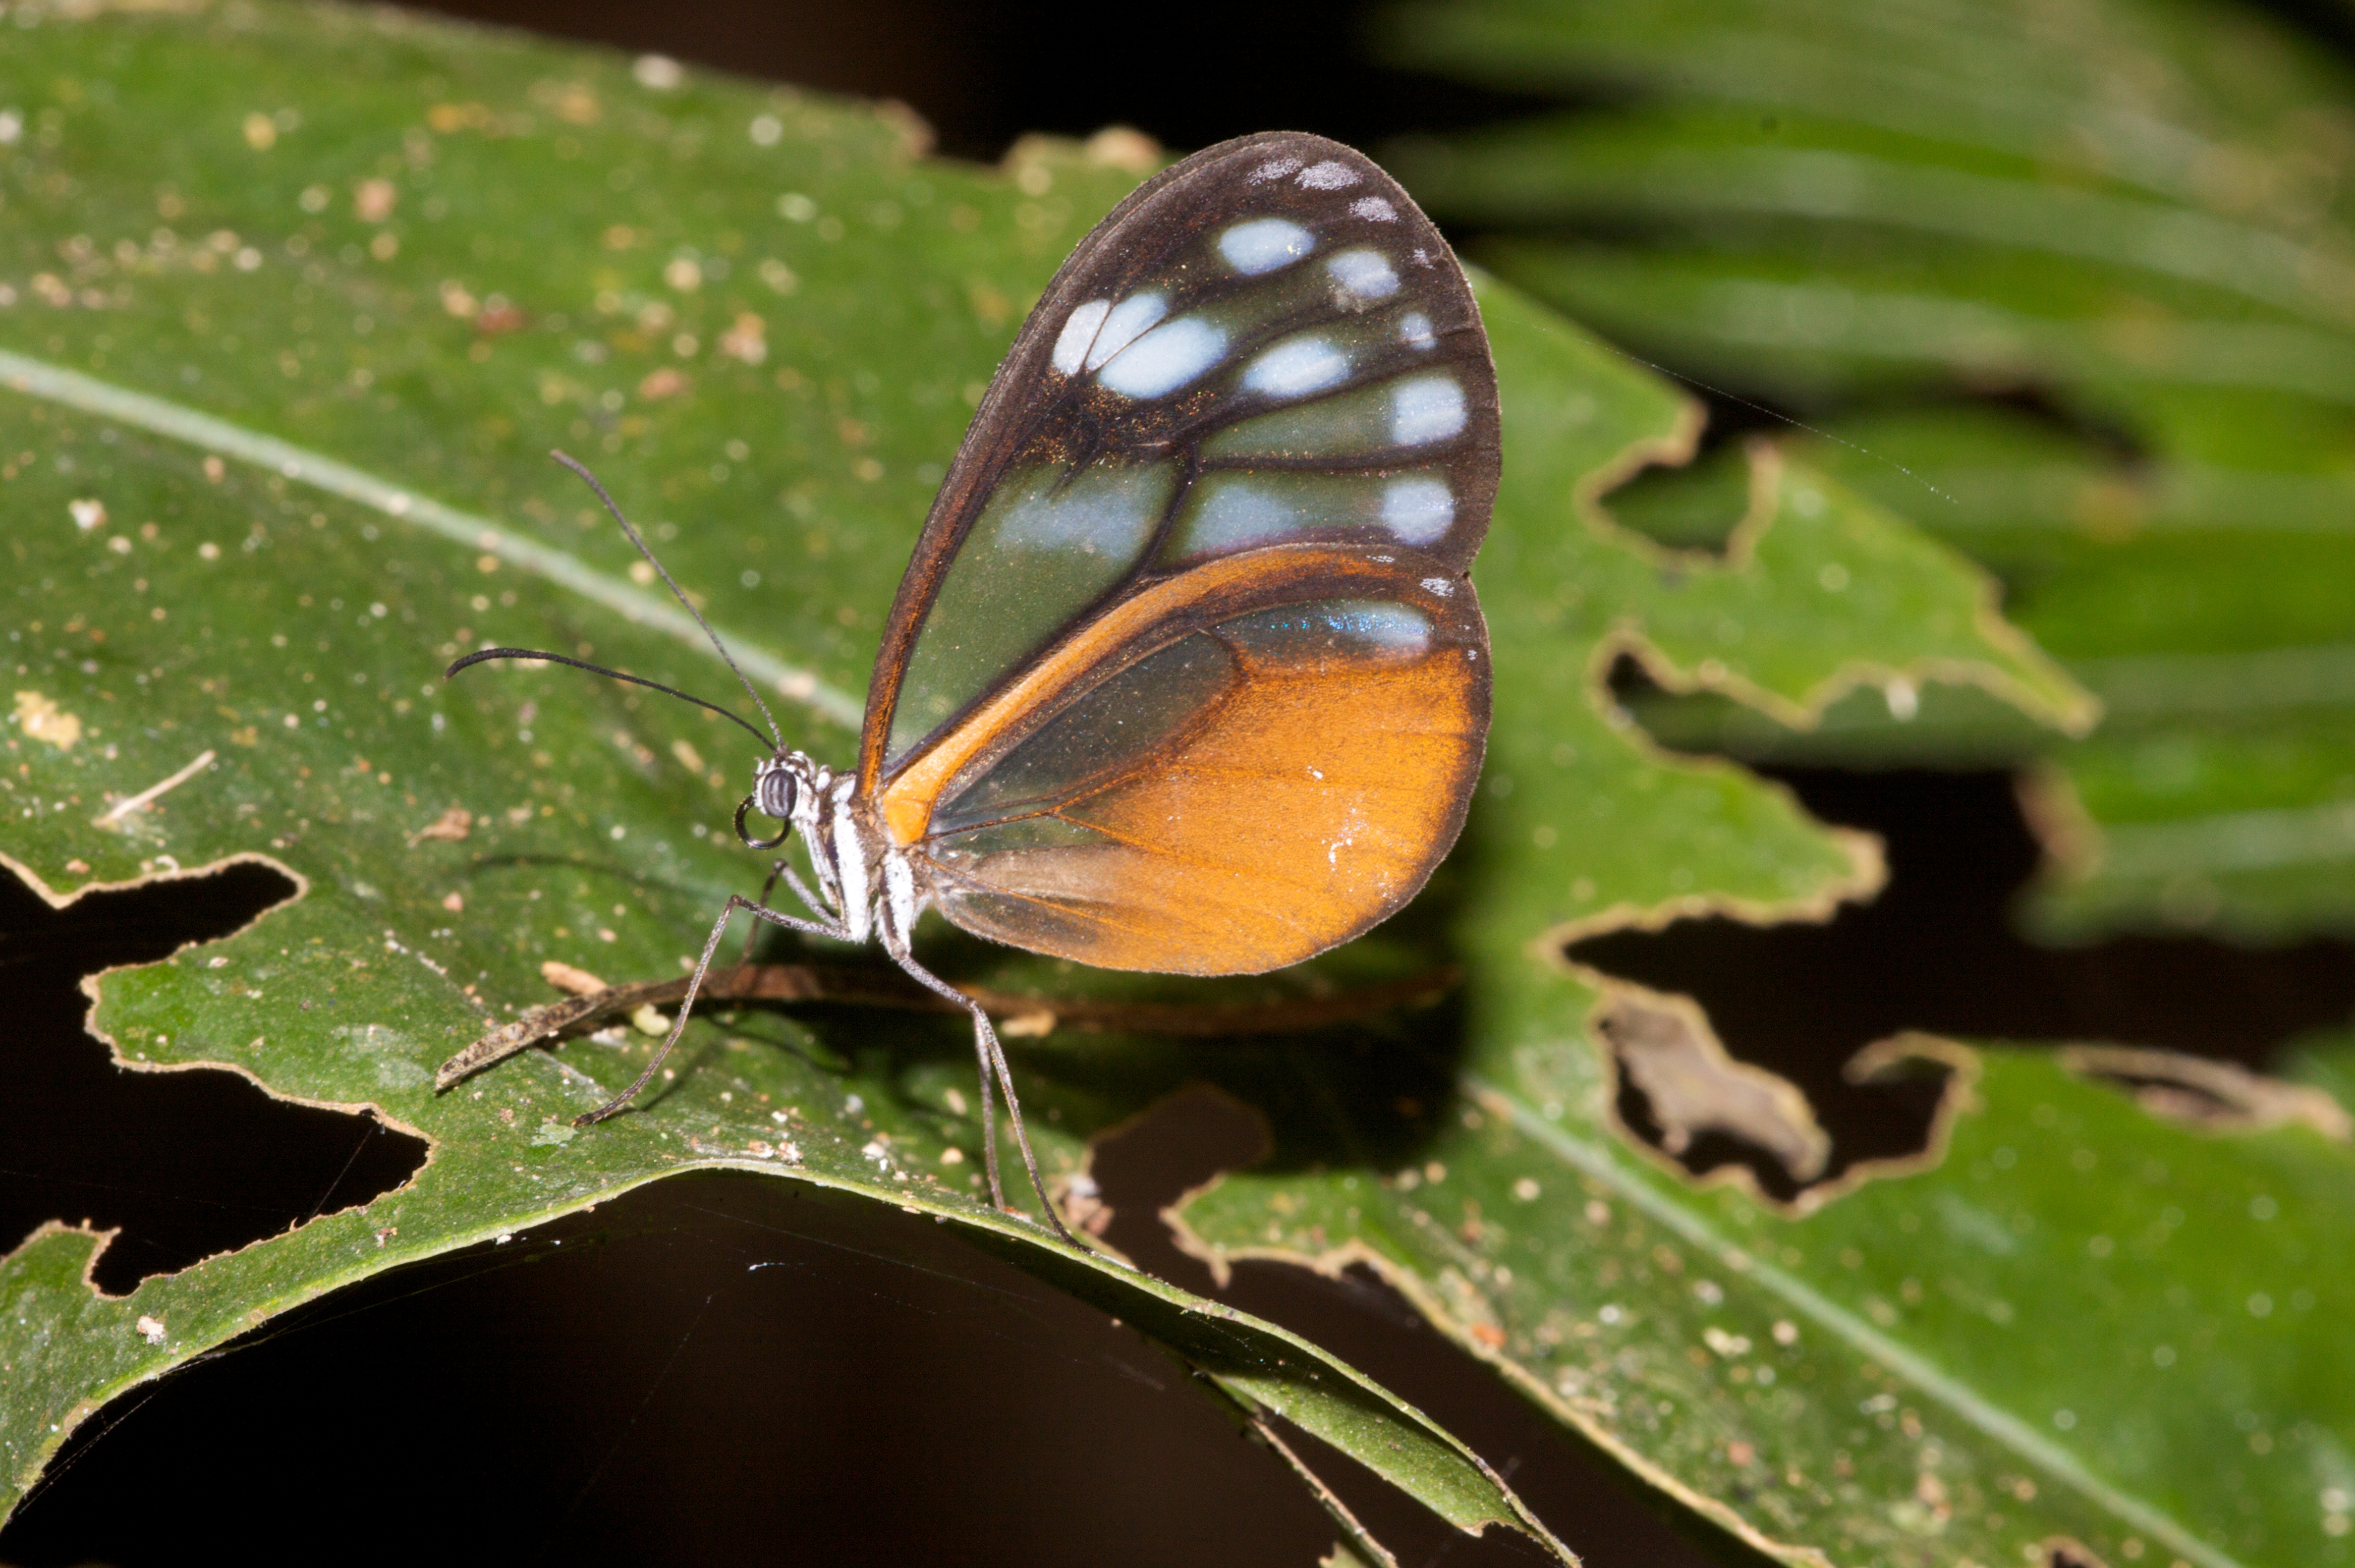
1172,278,2353,1568
0,5,2212,1567
0,6,1572,1554
1384,0,2355,943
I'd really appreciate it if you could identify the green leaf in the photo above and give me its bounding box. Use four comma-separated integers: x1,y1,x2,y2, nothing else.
0,5,2157,1566
0,6,1572,1555
1171,273,2349,1568
1385,0,2355,942
1178,1038,2355,1568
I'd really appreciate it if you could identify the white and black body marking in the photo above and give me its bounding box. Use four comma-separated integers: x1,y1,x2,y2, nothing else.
448,452,1074,1244
624,745,1068,1241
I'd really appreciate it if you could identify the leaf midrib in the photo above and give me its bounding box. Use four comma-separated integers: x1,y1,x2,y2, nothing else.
0,346,865,731
1471,1070,2248,1568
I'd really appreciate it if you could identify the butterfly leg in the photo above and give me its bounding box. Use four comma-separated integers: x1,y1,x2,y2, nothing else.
881,935,1077,1246
577,893,847,1126
738,858,838,967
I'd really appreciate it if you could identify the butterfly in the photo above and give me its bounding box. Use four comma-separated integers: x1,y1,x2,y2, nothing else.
451,131,1500,1241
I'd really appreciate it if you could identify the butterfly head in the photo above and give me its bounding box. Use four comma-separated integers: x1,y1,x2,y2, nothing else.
737,749,828,851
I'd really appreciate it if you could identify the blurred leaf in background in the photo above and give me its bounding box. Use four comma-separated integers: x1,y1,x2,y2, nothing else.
1383,0,2355,943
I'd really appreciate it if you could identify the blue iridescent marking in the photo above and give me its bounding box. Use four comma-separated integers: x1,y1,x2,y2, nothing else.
1245,601,1430,652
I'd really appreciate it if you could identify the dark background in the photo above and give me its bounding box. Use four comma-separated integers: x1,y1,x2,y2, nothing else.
8,3,2355,1565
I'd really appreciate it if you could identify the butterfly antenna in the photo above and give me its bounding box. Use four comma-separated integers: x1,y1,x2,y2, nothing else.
444,646,775,748
549,449,785,749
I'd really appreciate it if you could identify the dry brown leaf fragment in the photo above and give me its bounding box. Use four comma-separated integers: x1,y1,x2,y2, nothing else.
540,959,608,996
1596,992,1831,1182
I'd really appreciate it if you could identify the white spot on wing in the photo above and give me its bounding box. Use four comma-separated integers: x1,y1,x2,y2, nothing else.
1382,477,1454,543
1220,218,1314,276
1083,292,1169,370
1097,316,1227,398
1298,160,1359,190
1187,483,1299,551
1399,311,1435,350
1250,156,1303,183
1052,299,1109,375
1326,248,1399,301
1391,374,1466,446
1420,575,1454,597
1244,335,1350,399
1351,196,1398,223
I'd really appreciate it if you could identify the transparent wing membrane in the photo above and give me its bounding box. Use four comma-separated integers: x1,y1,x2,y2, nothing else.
867,132,1500,783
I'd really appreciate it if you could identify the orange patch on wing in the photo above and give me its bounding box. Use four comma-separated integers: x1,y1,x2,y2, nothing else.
928,632,1486,975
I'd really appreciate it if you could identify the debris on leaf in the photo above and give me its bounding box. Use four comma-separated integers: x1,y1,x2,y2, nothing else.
540,959,607,995
13,690,82,751
408,806,472,844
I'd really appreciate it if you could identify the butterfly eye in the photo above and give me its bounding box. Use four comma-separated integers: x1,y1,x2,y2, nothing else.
758,769,799,822
735,773,794,850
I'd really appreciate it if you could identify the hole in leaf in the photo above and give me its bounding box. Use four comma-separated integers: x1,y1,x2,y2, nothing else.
400,0,1561,163
1085,1087,1776,1568
1596,993,1831,1189
2059,1044,2351,1139
0,857,429,1295
1082,1083,1270,1259
1598,447,1753,555
1570,768,2355,1197
2043,1539,2110,1568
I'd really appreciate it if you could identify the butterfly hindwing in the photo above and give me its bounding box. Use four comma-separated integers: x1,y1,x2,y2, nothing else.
861,130,1500,785
879,544,1489,973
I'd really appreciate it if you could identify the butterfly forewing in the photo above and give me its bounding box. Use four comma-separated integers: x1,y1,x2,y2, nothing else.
861,132,1499,976
862,131,1500,784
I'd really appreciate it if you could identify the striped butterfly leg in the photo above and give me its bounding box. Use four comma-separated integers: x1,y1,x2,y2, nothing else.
575,891,851,1126
878,920,1078,1245
736,856,841,968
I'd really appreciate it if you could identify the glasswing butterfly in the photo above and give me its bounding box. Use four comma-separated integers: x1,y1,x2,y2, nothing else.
452,131,1500,1242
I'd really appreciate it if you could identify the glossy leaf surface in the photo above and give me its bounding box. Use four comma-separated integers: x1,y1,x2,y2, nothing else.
0,7,1561,1556
1176,283,2350,1568
4,9,2308,1568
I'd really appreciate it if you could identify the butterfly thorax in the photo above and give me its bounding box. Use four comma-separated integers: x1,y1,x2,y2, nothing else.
750,750,923,950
